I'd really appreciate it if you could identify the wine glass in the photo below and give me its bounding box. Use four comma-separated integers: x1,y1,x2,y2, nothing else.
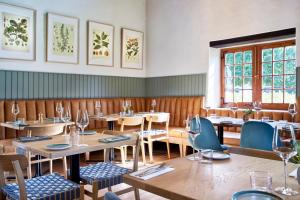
56,102,63,120
288,103,297,123
188,114,202,161
64,106,71,122
204,105,211,117
273,125,298,196
95,101,102,117
151,99,156,112
11,102,20,122
76,110,89,133
121,101,127,114
253,101,262,119
230,103,238,117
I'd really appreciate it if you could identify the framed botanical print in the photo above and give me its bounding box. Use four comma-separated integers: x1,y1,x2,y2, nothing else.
0,3,35,60
87,21,114,67
47,13,79,64
121,28,144,69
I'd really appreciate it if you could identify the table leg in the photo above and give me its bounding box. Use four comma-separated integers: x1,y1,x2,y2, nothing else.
217,126,224,145
69,154,80,183
108,121,115,161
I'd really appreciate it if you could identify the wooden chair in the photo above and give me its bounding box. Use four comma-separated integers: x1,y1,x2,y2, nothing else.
117,116,146,164
80,130,140,200
0,154,83,200
142,113,170,163
20,123,67,178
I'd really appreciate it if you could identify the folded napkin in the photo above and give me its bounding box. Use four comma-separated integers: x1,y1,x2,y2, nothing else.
18,136,52,143
98,135,130,143
130,165,174,180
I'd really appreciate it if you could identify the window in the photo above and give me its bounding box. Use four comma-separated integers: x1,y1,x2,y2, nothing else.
221,40,296,109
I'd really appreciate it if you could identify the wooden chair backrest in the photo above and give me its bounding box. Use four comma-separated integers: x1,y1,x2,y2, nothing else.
0,154,28,200
24,123,65,136
102,130,140,171
146,113,169,131
228,146,281,161
118,116,144,132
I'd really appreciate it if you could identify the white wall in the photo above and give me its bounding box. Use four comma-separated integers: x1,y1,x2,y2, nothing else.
0,0,146,77
146,0,300,77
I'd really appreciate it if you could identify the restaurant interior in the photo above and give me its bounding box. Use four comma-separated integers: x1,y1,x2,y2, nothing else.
0,0,300,199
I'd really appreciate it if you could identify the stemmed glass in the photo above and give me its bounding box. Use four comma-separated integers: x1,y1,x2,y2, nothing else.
253,101,262,119
95,101,102,117
288,103,297,123
63,106,71,122
151,99,156,112
204,105,211,117
188,114,201,161
273,125,298,196
76,110,89,133
11,102,20,122
56,102,64,120
230,103,238,117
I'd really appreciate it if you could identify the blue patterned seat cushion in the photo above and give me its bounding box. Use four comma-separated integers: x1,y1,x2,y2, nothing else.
139,130,167,137
80,162,130,189
1,173,80,200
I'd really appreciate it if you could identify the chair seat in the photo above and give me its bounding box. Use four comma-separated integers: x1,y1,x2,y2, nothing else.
80,162,130,189
1,173,80,200
139,129,167,137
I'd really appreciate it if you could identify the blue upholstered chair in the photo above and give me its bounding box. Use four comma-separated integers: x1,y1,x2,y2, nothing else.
104,192,121,200
189,117,228,151
0,154,82,200
240,121,274,151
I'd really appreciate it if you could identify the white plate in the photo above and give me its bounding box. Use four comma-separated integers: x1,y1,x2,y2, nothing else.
45,143,71,151
202,151,230,160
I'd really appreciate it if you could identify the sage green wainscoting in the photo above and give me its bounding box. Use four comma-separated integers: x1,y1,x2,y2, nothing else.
0,70,146,99
297,67,300,97
145,74,206,97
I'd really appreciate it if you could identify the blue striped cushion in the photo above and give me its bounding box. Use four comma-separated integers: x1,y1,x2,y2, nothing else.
1,173,80,200
139,130,167,137
80,162,130,189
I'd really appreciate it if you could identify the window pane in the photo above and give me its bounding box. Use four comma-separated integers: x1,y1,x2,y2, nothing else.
273,76,283,89
262,76,272,89
243,77,252,89
285,46,296,60
273,90,283,103
225,66,234,77
244,64,252,76
225,53,234,65
284,75,296,89
243,51,252,63
225,89,233,102
225,78,233,89
262,90,272,103
235,65,242,76
234,52,243,64
273,47,284,61
284,60,296,74
273,61,283,75
234,89,242,102
262,62,272,75
243,90,252,102
284,89,296,104
262,48,272,62
234,77,242,89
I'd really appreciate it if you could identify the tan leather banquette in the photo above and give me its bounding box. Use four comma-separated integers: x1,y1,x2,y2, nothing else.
0,96,299,153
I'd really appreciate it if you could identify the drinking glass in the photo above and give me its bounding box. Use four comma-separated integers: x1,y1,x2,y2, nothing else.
204,105,211,117
76,110,89,133
188,114,202,161
64,106,71,122
11,102,20,122
253,101,262,118
288,103,297,123
56,102,63,120
151,99,156,112
95,101,102,117
121,101,127,114
272,125,298,196
249,171,272,191
230,103,238,117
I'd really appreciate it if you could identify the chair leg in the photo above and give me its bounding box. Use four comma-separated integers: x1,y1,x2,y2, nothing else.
179,143,183,158
120,147,126,165
134,188,140,200
49,159,53,174
140,140,146,164
79,182,84,200
183,145,187,157
124,146,128,161
103,149,107,162
132,146,136,160
92,182,98,200
166,141,171,159
27,151,32,179
148,141,153,163
85,152,90,161
63,156,68,178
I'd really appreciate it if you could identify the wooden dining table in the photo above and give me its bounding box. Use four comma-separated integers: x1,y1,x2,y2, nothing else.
124,150,300,200
12,133,138,183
